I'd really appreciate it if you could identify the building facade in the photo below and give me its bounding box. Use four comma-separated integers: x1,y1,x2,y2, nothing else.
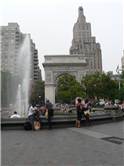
70,7,102,73
0,23,41,80
0,23,22,75
30,39,42,80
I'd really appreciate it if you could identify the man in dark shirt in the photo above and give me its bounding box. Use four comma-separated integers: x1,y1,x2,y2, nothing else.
45,100,54,129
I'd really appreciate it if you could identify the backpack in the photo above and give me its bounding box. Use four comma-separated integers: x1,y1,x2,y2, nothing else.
24,121,32,130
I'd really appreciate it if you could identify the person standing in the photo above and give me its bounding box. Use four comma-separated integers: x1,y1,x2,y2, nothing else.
45,100,54,129
83,99,91,126
28,104,35,123
75,98,82,128
33,105,41,130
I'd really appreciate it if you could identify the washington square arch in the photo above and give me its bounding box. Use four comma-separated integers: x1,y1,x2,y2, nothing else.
43,6,102,104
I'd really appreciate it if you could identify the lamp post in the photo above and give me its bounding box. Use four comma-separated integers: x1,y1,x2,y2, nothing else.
116,65,122,90
38,96,41,105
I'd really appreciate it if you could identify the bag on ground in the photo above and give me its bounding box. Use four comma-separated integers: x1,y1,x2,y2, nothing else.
33,121,41,130
24,121,32,130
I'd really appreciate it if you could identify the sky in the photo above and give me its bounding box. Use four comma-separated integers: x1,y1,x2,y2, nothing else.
0,0,123,79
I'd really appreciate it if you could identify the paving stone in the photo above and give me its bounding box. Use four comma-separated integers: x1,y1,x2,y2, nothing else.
1,121,124,166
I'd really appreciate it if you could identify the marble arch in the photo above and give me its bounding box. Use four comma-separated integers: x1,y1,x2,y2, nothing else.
43,55,88,104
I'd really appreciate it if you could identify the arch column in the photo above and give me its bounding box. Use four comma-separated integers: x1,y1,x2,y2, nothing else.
45,84,56,104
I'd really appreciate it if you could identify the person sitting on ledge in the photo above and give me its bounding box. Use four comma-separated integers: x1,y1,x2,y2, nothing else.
10,111,21,118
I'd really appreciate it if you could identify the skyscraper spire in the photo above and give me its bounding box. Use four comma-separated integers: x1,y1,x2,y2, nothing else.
78,6,84,16
78,6,86,23
69,6,102,73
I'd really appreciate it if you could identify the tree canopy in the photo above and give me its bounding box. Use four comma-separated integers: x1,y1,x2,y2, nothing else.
55,73,85,103
29,80,45,105
81,72,118,100
1,71,19,107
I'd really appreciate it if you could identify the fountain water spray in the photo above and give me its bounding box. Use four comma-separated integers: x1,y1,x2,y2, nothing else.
15,34,31,117
16,84,22,115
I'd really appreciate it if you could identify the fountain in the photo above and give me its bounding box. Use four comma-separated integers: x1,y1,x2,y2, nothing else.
16,84,22,116
15,34,31,117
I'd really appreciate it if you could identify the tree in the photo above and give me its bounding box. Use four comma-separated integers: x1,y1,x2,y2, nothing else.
81,72,118,100
1,71,19,107
55,73,85,103
29,80,45,105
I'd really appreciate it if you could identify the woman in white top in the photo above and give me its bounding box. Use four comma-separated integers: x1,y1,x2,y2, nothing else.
10,111,21,118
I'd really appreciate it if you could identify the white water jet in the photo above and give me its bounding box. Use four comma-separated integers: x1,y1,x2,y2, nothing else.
16,84,22,116
15,34,31,117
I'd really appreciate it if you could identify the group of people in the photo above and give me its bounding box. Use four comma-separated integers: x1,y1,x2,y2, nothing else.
26,99,54,130
75,98,91,128
28,97,91,130
10,97,124,130
104,100,124,111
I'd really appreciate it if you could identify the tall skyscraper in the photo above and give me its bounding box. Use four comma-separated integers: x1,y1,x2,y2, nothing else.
70,7,102,73
0,23,22,75
0,23,41,80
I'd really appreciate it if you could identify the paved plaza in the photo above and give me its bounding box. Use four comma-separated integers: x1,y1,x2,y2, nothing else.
2,121,124,166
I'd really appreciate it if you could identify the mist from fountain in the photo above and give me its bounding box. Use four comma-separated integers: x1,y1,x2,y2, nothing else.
16,84,22,116
15,34,31,117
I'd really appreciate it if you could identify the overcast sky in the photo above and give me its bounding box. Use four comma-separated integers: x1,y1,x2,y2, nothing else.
0,0,123,79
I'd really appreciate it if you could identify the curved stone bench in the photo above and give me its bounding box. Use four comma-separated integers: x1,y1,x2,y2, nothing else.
2,110,124,130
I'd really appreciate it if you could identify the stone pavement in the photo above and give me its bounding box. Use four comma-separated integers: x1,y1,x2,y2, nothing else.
1,121,124,166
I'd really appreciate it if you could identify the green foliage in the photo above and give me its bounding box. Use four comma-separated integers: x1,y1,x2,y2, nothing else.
29,80,45,105
115,87,124,101
1,70,45,107
56,73,85,103
1,71,19,107
121,71,124,79
81,72,118,100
